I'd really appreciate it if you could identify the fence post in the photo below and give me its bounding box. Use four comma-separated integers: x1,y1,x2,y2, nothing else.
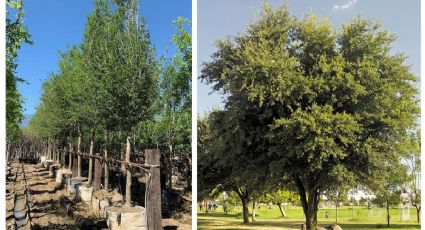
94,153,102,190
145,149,161,230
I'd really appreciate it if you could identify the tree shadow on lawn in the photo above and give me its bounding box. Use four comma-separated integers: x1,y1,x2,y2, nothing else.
199,214,420,230
198,217,303,230
198,212,240,218
339,223,421,229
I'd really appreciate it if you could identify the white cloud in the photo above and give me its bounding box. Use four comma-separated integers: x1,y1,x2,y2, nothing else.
333,0,359,11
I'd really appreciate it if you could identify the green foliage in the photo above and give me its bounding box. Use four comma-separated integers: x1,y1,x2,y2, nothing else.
200,3,419,228
264,189,299,206
27,0,191,161
153,17,192,152
6,0,32,142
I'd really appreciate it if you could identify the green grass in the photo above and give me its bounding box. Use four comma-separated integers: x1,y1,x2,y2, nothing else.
197,205,421,230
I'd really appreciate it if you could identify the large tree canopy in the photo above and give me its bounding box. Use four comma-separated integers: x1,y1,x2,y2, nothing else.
200,4,419,230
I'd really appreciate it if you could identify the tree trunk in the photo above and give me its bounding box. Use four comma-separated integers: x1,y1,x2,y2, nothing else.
335,201,338,223
6,142,10,163
77,126,82,177
88,129,94,184
68,139,72,170
241,197,250,224
47,139,51,160
52,140,56,163
125,136,132,207
416,207,420,223
278,202,286,217
104,129,109,190
235,189,250,224
387,198,390,227
168,144,173,190
252,199,256,222
296,178,319,230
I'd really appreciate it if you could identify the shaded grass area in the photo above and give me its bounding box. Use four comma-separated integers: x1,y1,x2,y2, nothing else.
197,206,420,230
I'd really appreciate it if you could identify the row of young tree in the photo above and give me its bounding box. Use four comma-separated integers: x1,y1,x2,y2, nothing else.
19,0,191,189
198,5,420,230
6,0,32,142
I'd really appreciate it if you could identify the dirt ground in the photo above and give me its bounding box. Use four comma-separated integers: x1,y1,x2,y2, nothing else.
6,163,192,229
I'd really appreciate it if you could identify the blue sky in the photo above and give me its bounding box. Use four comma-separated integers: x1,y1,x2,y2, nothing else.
16,0,191,115
198,0,421,114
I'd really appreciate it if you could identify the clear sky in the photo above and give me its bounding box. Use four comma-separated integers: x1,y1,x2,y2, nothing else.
16,0,191,116
198,0,421,114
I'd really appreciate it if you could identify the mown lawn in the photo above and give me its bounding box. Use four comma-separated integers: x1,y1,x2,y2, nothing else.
197,205,420,230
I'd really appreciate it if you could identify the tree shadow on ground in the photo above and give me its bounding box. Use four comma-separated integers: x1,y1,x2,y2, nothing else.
32,223,79,230
339,223,421,229
27,181,49,187
198,212,240,218
199,214,421,230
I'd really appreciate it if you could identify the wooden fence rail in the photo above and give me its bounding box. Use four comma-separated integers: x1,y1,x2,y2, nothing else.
54,148,161,230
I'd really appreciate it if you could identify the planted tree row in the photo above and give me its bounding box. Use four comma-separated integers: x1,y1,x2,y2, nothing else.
198,5,419,230
23,0,191,191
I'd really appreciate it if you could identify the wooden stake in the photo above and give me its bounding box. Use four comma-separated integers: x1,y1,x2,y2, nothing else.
145,149,161,230
94,153,102,190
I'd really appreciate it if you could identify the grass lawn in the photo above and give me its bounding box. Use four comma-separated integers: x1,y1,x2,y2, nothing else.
197,205,420,230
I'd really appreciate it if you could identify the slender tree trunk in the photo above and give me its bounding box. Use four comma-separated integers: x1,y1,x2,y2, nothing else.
104,129,109,190
387,197,390,227
168,144,173,190
335,201,338,223
278,202,286,217
47,139,51,160
6,142,10,163
77,126,82,177
125,136,132,207
68,138,73,170
63,146,67,167
252,198,256,222
52,140,56,162
416,207,420,223
88,128,95,184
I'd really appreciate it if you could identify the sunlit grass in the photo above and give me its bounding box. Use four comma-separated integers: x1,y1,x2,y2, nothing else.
197,205,420,230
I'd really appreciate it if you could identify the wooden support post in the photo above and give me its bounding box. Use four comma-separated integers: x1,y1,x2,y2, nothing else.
146,149,161,230
94,153,102,190
125,136,132,207
77,127,82,177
